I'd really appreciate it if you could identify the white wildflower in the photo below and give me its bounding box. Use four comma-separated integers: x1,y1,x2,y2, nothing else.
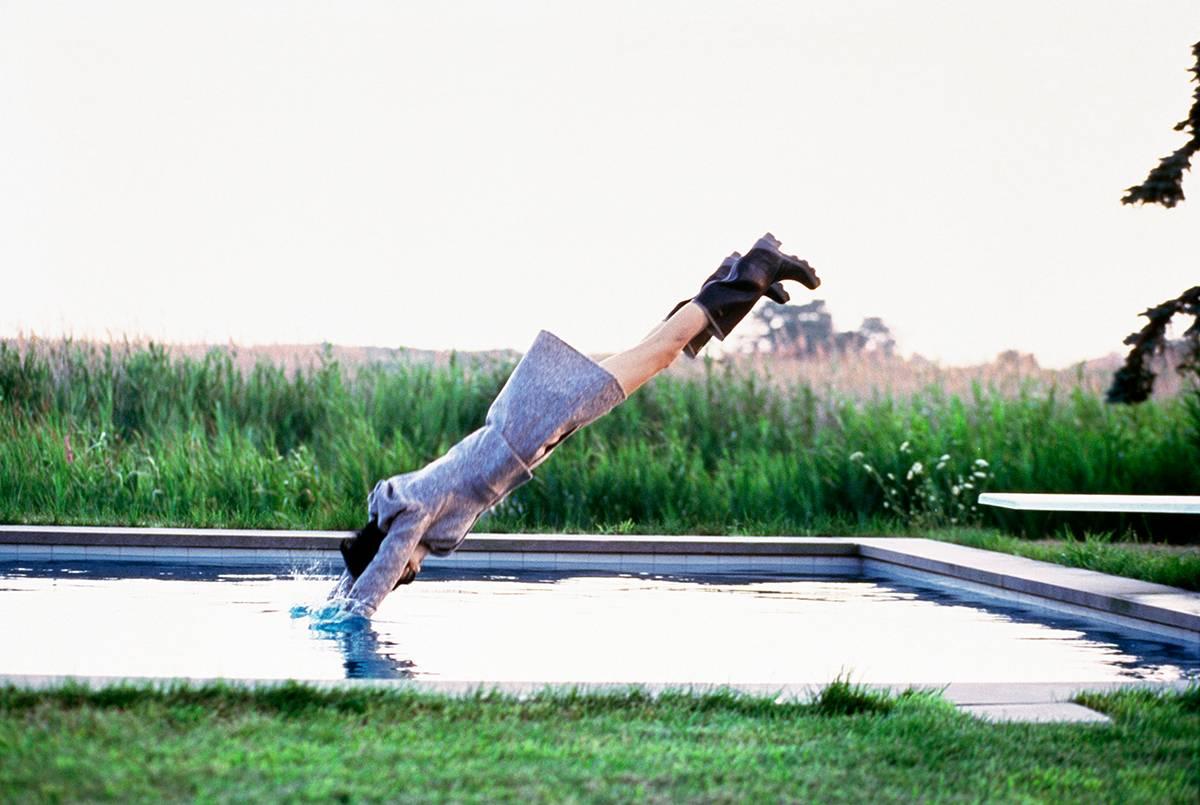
906,462,924,480
886,472,896,481
972,471,987,479
951,485,960,496
899,441,911,453
862,464,873,472
939,454,951,463
974,459,989,468
849,451,864,462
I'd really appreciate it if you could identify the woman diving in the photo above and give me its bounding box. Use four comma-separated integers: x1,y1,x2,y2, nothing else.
330,233,820,617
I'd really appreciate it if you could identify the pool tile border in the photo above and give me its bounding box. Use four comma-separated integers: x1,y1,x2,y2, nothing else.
0,525,1196,639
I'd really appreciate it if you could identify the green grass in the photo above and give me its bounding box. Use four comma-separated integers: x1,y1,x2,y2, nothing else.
1,682,1196,803
2,341,1197,543
927,528,1200,591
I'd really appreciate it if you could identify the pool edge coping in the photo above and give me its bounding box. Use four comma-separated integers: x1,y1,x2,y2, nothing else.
1,525,1197,636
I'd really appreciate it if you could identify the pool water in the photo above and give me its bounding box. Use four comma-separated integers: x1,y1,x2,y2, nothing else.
1,561,1196,684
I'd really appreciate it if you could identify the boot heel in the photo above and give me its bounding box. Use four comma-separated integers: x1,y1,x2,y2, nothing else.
748,234,820,290
753,232,783,251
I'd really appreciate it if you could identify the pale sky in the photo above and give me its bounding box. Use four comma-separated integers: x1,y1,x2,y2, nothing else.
2,1,1197,367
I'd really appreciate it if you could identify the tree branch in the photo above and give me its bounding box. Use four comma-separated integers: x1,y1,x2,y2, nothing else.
1107,286,1200,403
1121,40,1200,208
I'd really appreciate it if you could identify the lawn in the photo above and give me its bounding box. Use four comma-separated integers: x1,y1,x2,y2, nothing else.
1,683,1196,803
924,528,1200,591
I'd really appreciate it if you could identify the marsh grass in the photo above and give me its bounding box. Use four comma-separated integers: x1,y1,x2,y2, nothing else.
1,341,1197,541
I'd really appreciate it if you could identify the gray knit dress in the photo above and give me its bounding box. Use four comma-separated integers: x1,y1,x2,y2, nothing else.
332,330,627,616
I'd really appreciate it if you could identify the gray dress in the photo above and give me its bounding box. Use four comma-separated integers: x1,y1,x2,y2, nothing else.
334,330,626,616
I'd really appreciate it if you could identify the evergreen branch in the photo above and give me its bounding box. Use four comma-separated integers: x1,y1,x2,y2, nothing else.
1121,40,1200,208
1107,286,1200,403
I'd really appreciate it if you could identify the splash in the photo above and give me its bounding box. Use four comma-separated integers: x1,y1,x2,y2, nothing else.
284,557,339,583
290,599,371,633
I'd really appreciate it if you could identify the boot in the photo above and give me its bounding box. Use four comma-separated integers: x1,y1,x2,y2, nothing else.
691,233,819,347
667,252,791,358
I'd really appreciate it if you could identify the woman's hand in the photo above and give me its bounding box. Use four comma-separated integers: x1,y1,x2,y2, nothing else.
397,542,431,586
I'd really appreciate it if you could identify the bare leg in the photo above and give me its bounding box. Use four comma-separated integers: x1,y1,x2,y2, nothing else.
600,302,709,396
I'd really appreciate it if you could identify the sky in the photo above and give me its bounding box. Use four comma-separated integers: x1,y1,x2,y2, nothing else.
2,1,1197,367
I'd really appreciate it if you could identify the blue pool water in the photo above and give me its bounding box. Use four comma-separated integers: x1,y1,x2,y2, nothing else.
1,560,1196,683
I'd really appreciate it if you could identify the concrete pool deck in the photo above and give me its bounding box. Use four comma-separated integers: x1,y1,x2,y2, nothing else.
2,525,1197,723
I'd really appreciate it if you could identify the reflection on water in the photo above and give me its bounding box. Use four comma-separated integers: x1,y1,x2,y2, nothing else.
332,624,416,680
1,561,1196,683
289,602,415,679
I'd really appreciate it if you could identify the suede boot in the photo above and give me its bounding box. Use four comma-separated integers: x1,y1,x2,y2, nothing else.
691,233,819,348
667,252,791,357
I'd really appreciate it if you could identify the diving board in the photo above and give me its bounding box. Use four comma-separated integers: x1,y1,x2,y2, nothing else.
978,493,1200,515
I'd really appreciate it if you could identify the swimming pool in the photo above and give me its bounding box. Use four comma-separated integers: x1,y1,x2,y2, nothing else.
3,560,1196,684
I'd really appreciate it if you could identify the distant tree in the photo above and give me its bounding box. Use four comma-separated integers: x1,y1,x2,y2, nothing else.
751,300,833,356
1110,40,1200,403
856,316,897,357
749,301,895,358
995,349,1040,370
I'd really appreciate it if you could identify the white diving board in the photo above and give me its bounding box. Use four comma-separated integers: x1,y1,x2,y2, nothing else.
978,493,1200,515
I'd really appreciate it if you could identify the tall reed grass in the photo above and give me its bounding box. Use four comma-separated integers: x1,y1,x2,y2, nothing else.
1,341,1196,540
